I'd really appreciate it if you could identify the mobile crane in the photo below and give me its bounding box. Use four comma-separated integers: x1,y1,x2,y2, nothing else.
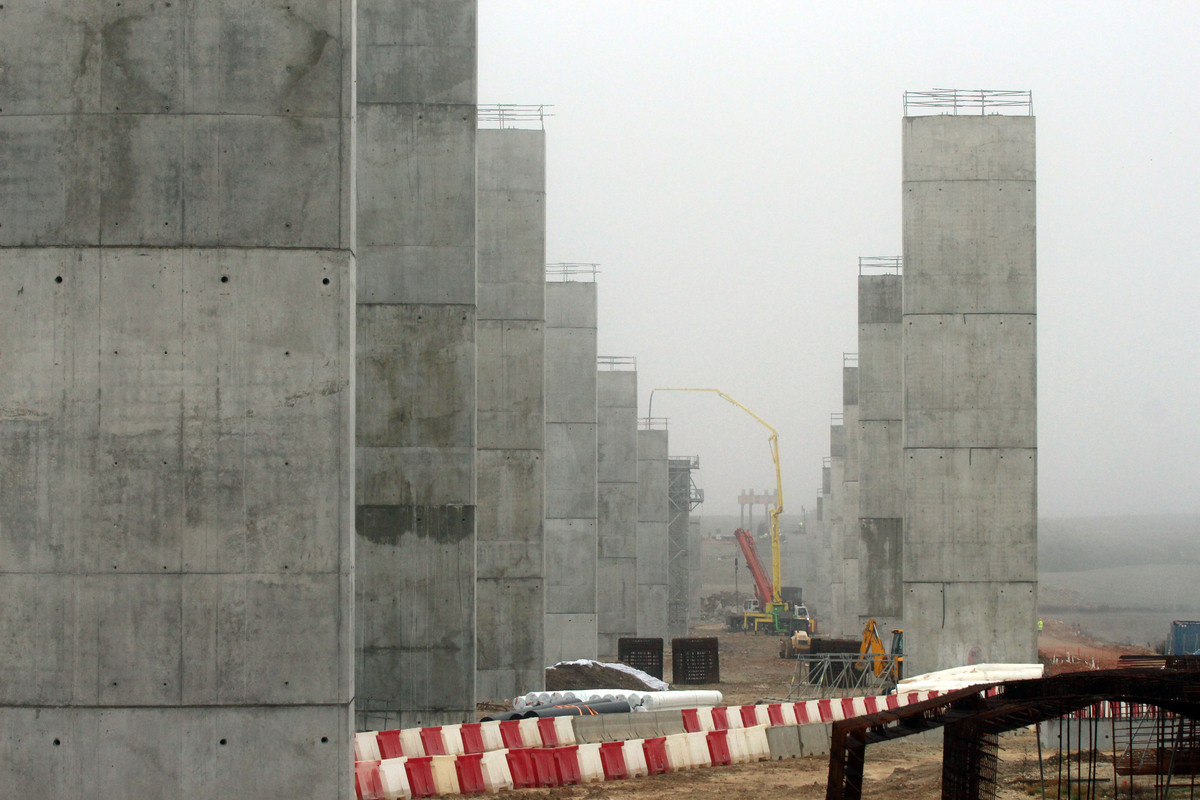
649,388,810,636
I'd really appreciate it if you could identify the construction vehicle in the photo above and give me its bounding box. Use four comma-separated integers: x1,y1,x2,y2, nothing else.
649,388,811,637
733,527,813,635
857,619,904,681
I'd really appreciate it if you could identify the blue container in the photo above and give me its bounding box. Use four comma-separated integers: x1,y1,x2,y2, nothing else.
1167,621,1200,655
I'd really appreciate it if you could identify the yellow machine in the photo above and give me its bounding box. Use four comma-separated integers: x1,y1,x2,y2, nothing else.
859,619,904,681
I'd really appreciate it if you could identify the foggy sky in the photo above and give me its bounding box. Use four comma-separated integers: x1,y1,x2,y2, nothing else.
479,1,1200,519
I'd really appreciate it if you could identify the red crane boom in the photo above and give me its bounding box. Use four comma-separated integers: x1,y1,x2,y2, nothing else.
734,528,773,611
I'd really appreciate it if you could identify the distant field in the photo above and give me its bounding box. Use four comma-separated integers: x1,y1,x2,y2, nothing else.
1039,562,1199,647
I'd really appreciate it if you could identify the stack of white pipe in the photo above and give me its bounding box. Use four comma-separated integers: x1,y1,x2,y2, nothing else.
514,688,724,712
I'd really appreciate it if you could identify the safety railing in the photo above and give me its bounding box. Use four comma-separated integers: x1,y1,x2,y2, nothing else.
859,256,902,275
477,104,552,130
597,355,637,371
786,654,901,700
843,352,858,367
830,412,843,424
904,89,1032,116
546,262,599,282
639,417,668,431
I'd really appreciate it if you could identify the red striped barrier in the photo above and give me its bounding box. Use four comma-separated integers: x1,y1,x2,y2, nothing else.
707,730,731,766
681,708,701,733
537,717,559,747
552,745,582,785
377,730,405,760
739,706,759,728
710,706,730,730
460,723,485,754
405,756,437,798
420,727,447,756
354,761,384,800
643,737,671,775
499,720,524,750
455,753,486,794
506,749,536,789
767,704,785,726
529,748,559,787
599,741,629,779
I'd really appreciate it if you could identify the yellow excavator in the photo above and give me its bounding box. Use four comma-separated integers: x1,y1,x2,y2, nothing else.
858,619,904,681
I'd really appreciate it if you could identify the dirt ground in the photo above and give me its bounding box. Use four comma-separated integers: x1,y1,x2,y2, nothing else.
470,619,1148,799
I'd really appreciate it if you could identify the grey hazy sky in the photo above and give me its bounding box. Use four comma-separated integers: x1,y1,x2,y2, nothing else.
479,1,1200,519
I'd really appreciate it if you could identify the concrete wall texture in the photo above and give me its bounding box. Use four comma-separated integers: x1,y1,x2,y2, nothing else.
544,281,599,662
827,425,846,637
857,274,904,628
667,457,695,637
636,429,670,641
355,0,478,729
475,128,546,701
597,368,639,658
901,113,1037,675
0,3,356,797
841,366,861,636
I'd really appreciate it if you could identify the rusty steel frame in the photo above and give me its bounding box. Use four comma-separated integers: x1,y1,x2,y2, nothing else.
825,669,1200,800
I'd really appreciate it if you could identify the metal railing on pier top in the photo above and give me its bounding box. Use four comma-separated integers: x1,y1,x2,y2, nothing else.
639,416,668,431
859,256,902,276
546,262,599,282
477,104,552,130
597,355,637,371
844,352,858,367
903,89,1032,116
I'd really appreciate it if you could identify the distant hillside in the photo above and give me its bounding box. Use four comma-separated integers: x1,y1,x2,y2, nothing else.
1039,515,1200,573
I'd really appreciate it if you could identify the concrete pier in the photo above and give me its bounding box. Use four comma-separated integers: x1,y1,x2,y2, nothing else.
857,266,904,632
475,125,547,700
901,102,1038,675
668,456,700,637
0,3,356,795
828,422,846,637
355,1,478,728
841,359,861,635
636,426,670,641
544,276,599,662
597,362,640,659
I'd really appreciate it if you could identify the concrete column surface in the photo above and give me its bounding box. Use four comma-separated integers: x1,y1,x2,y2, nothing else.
636,428,670,641
544,281,599,663
475,128,546,702
355,0,478,729
668,456,698,637
858,273,904,627
0,3,356,797
901,112,1037,675
597,368,639,658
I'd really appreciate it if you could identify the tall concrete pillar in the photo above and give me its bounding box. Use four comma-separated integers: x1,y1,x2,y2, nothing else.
544,274,598,662
636,425,670,641
0,4,355,795
355,1,478,728
475,121,546,701
828,422,846,637
813,463,834,626
841,359,861,635
597,361,639,659
857,263,904,633
901,94,1037,675
668,456,700,637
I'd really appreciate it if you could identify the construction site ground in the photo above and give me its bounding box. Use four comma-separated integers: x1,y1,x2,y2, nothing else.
497,619,1155,799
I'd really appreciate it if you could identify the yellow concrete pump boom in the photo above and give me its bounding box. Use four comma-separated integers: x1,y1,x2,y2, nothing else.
648,387,783,606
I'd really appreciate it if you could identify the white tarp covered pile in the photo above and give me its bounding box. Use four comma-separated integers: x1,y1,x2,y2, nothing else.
896,663,1044,693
